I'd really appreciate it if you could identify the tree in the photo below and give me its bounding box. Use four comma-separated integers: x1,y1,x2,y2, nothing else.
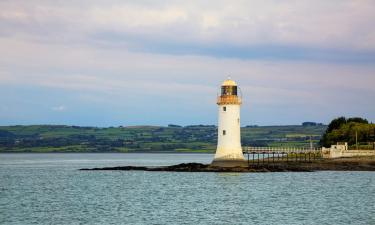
302,122,317,126
320,116,374,148
347,117,368,124
326,117,347,133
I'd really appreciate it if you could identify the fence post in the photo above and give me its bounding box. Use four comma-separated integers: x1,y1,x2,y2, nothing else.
247,150,250,168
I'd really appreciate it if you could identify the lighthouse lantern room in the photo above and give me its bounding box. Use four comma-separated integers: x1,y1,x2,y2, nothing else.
211,78,246,167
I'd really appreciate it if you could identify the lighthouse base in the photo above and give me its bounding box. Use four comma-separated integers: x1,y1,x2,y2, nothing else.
211,158,247,168
212,149,246,167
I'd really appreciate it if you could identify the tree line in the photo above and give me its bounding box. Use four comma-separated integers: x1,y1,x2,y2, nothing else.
320,117,375,149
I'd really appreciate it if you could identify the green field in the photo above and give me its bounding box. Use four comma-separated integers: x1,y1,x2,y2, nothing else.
0,124,327,153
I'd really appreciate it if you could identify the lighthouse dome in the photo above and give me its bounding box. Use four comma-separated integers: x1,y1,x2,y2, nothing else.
222,79,237,86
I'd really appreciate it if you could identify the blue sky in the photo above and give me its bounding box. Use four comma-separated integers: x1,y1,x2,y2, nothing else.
1,0,375,126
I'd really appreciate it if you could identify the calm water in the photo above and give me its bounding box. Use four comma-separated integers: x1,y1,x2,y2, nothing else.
0,153,374,225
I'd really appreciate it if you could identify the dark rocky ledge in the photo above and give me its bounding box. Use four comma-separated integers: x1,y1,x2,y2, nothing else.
80,157,375,172
80,163,310,172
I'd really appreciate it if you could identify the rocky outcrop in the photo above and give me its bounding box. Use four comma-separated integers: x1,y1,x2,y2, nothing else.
80,157,375,172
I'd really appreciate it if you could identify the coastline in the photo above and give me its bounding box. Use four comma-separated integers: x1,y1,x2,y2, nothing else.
0,151,214,154
80,156,375,172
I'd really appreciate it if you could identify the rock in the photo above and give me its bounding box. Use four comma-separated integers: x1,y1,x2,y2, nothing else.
80,158,375,172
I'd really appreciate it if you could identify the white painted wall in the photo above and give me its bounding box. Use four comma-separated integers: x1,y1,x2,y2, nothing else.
322,143,375,158
213,104,245,161
322,147,375,158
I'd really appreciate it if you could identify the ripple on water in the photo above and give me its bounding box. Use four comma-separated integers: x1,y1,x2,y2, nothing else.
0,153,374,225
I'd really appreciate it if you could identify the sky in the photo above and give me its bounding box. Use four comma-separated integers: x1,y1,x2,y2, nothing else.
0,0,375,127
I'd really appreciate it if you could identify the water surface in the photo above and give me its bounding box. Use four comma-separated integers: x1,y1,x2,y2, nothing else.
1,153,374,225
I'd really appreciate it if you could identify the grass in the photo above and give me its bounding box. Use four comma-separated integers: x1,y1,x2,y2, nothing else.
0,124,327,153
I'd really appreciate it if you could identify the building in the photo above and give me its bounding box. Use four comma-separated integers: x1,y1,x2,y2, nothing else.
211,78,246,167
322,142,375,158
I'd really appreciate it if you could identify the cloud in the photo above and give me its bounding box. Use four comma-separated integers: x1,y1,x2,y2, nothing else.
1,38,374,109
1,0,375,58
0,0,375,125
51,105,66,112
90,5,188,28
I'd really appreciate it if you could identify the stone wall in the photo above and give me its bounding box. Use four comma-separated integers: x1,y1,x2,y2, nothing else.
322,143,375,158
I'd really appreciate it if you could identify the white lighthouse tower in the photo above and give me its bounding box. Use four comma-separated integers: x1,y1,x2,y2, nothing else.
211,78,246,167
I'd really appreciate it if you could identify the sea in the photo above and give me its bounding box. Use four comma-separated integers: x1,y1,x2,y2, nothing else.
0,153,374,225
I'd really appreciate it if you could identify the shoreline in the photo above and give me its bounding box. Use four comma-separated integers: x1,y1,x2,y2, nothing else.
80,157,375,172
0,151,214,154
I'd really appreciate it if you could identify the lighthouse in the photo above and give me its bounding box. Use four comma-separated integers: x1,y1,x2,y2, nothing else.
212,78,246,167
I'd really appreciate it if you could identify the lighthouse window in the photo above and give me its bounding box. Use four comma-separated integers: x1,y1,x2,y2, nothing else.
223,106,226,111
223,130,226,135
221,86,237,96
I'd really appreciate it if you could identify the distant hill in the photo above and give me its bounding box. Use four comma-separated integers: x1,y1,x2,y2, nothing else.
0,124,327,153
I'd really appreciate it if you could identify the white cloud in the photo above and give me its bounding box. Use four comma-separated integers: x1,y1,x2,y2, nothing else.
0,36,374,107
0,0,375,125
51,105,66,112
90,6,188,28
1,0,375,50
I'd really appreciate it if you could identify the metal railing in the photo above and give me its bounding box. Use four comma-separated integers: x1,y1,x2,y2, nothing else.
243,146,321,154
242,146,323,167
217,95,241,105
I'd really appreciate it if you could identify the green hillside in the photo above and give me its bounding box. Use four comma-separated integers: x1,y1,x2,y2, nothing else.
0,124,326,153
